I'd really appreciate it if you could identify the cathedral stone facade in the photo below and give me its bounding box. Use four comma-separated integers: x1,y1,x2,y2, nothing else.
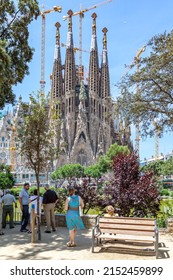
50,11,131,168
0,11,131,183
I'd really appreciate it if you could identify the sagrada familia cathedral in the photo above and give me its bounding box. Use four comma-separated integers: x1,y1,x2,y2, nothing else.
51,11,131,167
0,11,131,183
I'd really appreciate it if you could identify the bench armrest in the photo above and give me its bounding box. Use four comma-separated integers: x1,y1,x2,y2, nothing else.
92,223,101,237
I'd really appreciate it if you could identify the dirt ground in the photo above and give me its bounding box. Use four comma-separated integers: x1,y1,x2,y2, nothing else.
0,225,172,260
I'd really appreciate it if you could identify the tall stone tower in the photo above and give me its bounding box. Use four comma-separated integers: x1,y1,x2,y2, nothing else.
50,12,131,168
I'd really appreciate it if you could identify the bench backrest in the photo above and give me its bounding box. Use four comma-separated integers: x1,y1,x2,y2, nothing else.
98,216,157,237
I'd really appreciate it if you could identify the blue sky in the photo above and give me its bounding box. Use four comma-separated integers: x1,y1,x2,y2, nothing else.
11,0,173,161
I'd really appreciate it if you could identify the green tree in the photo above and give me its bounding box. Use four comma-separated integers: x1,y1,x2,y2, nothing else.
117,30,173,137
141,160,164,176
161,157,173,176
0,0,40,109
97,143,130,173
0,163,14,189
51,164,84,180
84,164,102,179
18,93,59,240
105,143,129,161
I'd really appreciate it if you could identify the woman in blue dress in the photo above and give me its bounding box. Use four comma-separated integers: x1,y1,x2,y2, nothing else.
64,186,85,247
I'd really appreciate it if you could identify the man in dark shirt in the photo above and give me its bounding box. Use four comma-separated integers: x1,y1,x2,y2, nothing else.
43,184,58,233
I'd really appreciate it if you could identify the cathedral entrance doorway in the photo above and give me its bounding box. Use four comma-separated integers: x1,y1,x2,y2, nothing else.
77,149,87,166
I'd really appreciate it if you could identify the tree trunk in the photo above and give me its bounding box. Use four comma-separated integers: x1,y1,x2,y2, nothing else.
35,172,41,241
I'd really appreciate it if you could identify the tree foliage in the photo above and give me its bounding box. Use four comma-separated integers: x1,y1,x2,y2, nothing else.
17,93,59,240
84,164,102,179
0,0,40,109
140,160,165,176
51,143,130,181
0,163,14,189
117,30,173,137
141,157,173,177
51,164,85,180
161,157,173,176
103,153,160,217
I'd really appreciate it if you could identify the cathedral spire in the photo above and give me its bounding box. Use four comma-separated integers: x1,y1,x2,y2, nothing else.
102,27,108,65
64,9,76,153
100,26,110,100
88,12,99,95
64,9,76,93
66,10,74,48
51,22,63,101
54,22,61,61
90,13,98,51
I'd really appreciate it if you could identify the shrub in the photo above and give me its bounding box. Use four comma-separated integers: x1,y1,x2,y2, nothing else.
103,152,160,217
160,189,170,196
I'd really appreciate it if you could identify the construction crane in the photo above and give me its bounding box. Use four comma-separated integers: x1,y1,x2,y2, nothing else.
40,5,62,96
6,116,17,173
61,43,88,53
63,0,112,81
153,119,160,160
10,122,16,172
134,45,146,157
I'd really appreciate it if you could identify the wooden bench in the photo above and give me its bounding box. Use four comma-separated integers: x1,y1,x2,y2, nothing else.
92,216,159,258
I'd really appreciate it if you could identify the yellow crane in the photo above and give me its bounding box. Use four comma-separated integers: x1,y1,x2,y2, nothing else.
40,5,62,95
63,0,112,81
60,43,88,53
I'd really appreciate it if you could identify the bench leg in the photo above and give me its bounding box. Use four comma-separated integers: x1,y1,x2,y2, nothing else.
91,228,95,253
155,231,159,259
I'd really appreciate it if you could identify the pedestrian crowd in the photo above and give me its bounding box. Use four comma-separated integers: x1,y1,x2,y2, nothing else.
0,182,86,246
0,182,116,246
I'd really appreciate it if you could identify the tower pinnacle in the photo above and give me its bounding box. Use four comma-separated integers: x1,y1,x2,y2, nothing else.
102,27,108,65
55,22,61,46
67,9,73,32
91,13,97,35
66,10,74,48
90,13,98,51
54,22,61,61
102,27,108,49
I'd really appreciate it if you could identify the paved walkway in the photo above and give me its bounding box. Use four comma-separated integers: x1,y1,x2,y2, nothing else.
0,225,172,260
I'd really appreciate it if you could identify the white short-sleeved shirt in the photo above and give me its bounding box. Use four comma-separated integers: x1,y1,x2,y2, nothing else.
30,195,43,214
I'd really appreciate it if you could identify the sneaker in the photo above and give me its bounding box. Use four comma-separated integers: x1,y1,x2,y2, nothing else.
20,229,28,232
66,242,76,247
27,230,32,234
0,232,4,236
45,230,51,233
52,229,56,232
10,226,15,229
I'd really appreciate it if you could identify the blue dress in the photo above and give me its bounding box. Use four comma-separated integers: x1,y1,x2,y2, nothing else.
66,195,85,230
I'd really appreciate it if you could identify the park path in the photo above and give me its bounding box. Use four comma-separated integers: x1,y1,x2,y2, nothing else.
0,225,172,260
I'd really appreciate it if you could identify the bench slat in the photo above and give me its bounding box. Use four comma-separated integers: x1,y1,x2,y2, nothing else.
99,223,155,231
99,217,155,221
100,228,155,236
99,218,155,226
99,233,155,242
